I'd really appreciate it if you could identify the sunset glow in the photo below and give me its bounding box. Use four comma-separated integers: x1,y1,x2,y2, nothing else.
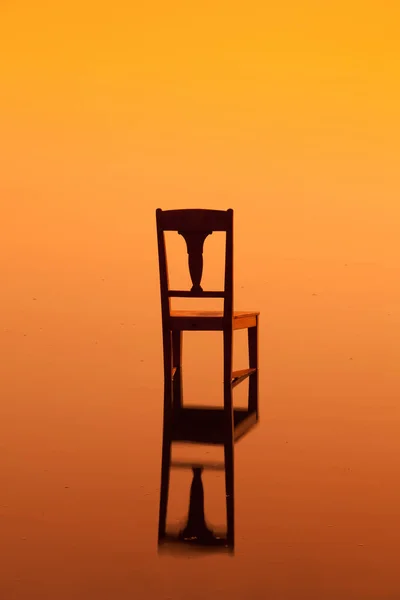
1,1,400,598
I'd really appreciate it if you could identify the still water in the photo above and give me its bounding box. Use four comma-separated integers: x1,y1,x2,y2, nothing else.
1,248,399,599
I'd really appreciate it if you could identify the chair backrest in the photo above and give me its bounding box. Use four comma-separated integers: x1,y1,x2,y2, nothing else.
156,208,234,323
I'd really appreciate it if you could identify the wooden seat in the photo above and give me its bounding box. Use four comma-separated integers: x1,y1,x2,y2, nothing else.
156,208,260,549
170,309,259,331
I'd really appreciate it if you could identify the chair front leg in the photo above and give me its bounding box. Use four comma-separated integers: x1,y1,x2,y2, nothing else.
248,316,259,417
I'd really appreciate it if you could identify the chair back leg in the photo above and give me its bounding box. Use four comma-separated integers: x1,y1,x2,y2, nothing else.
172,330,183,409
223,328,235,546
158,422,171,539
158,330,173,539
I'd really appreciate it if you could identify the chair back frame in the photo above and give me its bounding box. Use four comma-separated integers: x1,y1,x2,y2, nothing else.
155,208,234,327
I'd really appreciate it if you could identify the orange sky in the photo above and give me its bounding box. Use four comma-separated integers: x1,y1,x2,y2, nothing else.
1,1,399,265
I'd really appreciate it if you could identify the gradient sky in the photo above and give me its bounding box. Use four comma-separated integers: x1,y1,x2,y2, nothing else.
1,1,399,266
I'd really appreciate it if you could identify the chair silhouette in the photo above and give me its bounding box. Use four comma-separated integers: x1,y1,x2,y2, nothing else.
156,208,260,547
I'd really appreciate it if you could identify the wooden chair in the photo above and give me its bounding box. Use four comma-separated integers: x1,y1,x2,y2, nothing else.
156,208,259,547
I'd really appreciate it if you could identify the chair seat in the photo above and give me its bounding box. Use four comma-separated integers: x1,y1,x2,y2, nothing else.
169,310,259,331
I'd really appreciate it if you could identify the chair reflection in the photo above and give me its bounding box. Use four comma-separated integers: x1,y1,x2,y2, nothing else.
157,457,235,555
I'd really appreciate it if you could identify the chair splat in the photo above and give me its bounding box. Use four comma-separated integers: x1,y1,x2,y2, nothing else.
178,230,212,293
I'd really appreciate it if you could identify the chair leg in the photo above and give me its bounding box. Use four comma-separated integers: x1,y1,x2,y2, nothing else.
158,331,173,540
172,330,183,409
248,315,259,417
158,419,172,540
223,328,235,547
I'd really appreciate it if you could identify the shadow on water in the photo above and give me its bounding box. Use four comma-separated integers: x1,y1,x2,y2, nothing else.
157,459,235,557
